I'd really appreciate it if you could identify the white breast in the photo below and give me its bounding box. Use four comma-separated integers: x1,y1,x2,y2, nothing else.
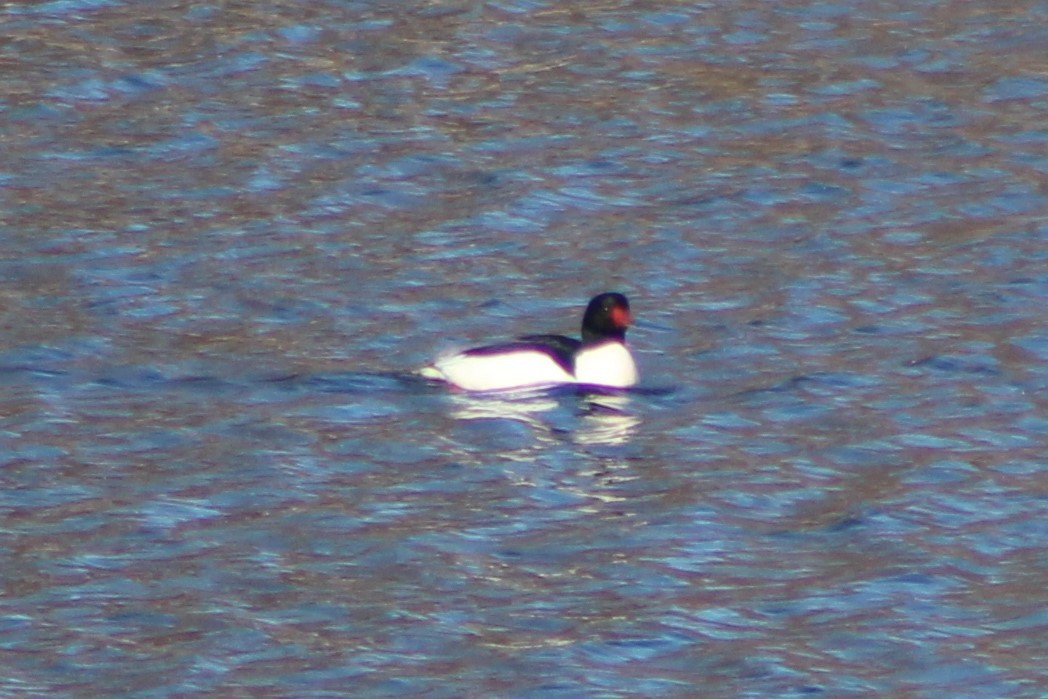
574,342,638,388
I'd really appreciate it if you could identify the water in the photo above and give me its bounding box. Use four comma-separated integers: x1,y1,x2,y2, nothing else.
2,0,1048,696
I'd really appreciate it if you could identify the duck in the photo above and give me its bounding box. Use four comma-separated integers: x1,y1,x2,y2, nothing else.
420,292,638,392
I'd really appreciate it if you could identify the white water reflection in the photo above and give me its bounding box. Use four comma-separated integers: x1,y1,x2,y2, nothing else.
441,388,640,448
575,393,641,447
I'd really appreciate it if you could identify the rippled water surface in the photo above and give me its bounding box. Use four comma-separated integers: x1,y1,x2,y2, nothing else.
3,0,1048,696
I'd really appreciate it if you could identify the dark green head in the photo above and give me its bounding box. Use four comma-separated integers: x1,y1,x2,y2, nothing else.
581,292,631,344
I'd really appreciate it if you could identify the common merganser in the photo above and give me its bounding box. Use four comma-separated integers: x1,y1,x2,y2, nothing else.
420,292,638,392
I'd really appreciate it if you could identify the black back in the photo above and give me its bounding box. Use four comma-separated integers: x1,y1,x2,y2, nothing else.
462,335,580,374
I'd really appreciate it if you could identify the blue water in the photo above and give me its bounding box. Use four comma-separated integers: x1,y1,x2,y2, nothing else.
2,1,1048,697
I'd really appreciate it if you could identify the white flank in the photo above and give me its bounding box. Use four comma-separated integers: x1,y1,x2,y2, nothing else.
574,342,638,388
422,349,575,392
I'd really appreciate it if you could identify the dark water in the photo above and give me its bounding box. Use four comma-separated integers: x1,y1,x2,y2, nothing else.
3,0,1048,696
